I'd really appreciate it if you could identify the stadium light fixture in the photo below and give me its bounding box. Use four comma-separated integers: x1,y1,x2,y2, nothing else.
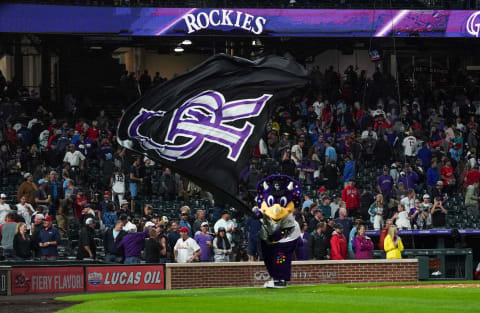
174,46,184,53
181,39,192,45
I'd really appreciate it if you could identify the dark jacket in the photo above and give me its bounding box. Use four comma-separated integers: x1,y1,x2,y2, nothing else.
307,230,329,260
145,238,163,263
103,228,127,256
13,233,32,259
77,226,96,260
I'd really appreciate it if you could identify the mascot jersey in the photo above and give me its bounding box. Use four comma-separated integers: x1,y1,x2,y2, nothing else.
255,175,301,284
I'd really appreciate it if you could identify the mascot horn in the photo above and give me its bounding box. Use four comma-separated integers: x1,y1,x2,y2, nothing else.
254,175,301,288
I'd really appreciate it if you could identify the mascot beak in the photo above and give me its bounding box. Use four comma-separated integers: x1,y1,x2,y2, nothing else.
261,201,295,224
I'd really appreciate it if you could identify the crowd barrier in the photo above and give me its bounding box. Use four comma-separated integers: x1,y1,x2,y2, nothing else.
0,259,418,295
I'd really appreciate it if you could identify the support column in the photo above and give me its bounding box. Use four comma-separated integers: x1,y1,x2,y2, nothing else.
41,46,51,101
14,38,23,85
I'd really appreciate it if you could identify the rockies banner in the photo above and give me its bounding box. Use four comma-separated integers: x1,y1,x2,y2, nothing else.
117,54,309,211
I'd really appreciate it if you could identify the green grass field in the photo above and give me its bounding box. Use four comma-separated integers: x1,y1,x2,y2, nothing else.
57,282,480,313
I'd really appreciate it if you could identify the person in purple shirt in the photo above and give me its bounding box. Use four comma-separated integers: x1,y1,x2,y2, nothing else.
295,222,309,260
398,166,419,190
194,222,213,262
117,225,149,264
354,224,374,259
377,167,394,198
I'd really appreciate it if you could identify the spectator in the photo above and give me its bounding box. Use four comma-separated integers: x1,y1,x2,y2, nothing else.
102,203,117,229
192,209,207,235
296,222,309,260
174,226,201,263
330,223,347,260
194,222,213,262
394,204,411,230
17,173,36,205
111,167,126,205
46,171,61,216
377,166,394,198
354,224,374,259
307,209,323,233
104,220,127,263
38,216,61,261
400,189,416,212
324,161,340,190
426,161,440,194
159,167,176,201
16,196,34,230
440,160,456,193
431,197,448,228
290,137,304,166
369,194,385,231
341,180,360,216
77,218,96,260
378,219,393,252
117,224,148,264
465,165,480,187
417,141,432,168
384,225,404,259
245,215,261,261
0,193,12,222
129,157,143,199
213,227,231,262
410,198,431,229
13,222,32,260
347,218,361,259
145,229,165,263
324,140,337,164
319,196,332,219
179,206,192,236
402,132,417,163
342,154,355,185
214,211,235,243
74,189,88,218
166,221,180,256
307,221,329,260
35,179,51,213
465,180,480,217
0,212,18,259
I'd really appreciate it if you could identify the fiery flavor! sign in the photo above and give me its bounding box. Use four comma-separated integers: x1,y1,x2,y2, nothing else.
86,265,165,292
11,267,84,294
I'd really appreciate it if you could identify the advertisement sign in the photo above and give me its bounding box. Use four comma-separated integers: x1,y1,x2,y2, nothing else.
1,4,480,38
85,265,165,292
11,267,84,294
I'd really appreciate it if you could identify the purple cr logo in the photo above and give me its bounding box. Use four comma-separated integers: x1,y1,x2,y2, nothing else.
127,90,272,162
466,11,480,37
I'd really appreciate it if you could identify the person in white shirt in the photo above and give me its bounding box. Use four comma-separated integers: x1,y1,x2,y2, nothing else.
312,96,324,119
290,138,305,166
361,126,378,140
394,204,411,230
63,144,86,168
111,167,126,204
402,133,417,158
400,189,416,210
0,194,11,223
174,227,201,263
214,211,235,243
16,196,35,230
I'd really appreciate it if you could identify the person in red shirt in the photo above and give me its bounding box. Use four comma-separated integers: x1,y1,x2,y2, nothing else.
86,121,100,143
74,190,88,218
330,223,347,260
378,218,393,252
441,160,455,194
465,166,480,187
341,179,360,216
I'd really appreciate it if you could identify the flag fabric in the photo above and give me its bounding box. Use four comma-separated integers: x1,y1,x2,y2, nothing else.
117,54,309,211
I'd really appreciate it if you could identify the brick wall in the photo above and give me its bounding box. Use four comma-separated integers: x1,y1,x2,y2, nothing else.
166,259,418,289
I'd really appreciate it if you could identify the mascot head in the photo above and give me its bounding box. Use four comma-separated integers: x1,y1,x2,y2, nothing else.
256,175,301,223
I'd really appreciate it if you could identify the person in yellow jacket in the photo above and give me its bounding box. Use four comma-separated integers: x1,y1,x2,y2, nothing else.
383,225,404,259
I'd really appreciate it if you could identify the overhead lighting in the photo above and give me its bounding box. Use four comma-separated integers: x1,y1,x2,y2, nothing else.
174,46,184,53
89,46,103,50
181,39,192,45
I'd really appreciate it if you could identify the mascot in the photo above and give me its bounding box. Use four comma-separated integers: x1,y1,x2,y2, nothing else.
254,175,301,288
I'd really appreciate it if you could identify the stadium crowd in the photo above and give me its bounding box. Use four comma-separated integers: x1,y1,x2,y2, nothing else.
0,62,479,264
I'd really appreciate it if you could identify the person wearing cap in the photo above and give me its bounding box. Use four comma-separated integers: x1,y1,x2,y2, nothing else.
179,206,192,237
117,224,149,264
330,223,347,260
38,215,61,260
0,193,12,223
35,179,51,212
377,166,394,199
213,227,231,262
17,173,36,205
194,222,213,262
104,220,127,263
77,218,96,260
46,171,61,216
174,226,201,263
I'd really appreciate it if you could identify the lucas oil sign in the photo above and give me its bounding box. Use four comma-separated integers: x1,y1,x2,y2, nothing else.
86,265,165,292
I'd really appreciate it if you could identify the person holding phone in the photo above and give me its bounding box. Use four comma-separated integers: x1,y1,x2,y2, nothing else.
431,197,448,228
383,225,403,259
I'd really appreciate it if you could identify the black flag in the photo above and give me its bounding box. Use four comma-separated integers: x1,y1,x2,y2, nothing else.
117,54,309,211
